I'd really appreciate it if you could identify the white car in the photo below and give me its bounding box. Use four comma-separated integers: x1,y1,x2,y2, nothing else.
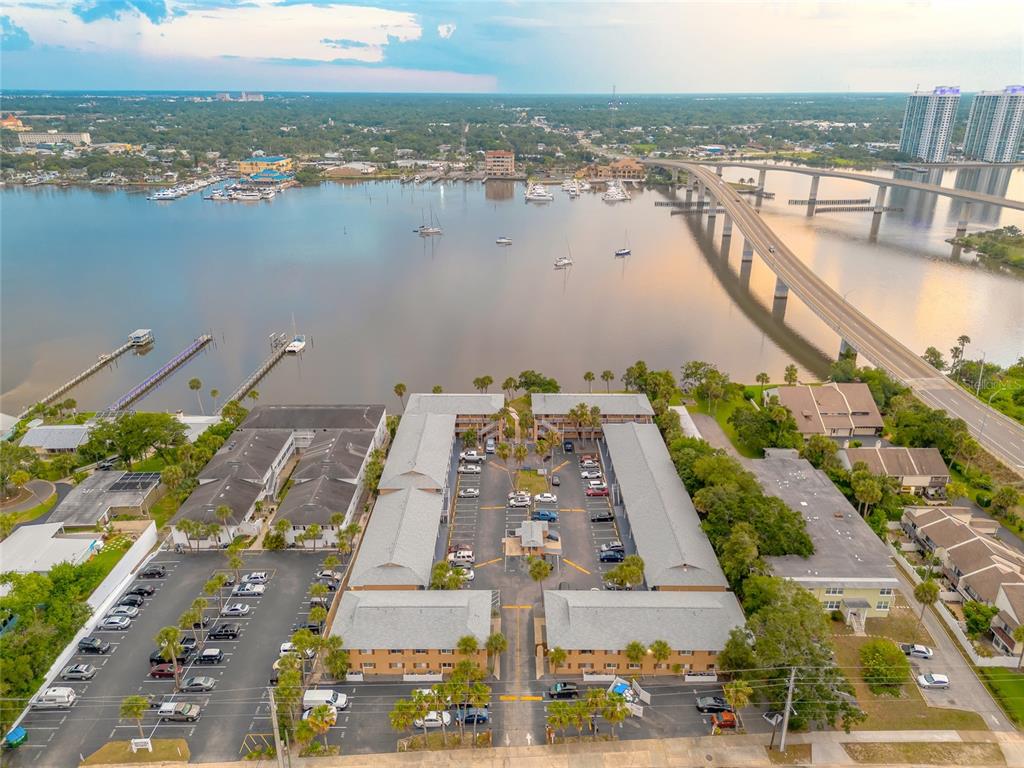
508,496,531,508
917,673,950,690
243,572,269,584
535,493,558,504
458,487,480,499
580,470,603,480
316,569,342,581
457,463,481,474
459,450,485,463
414,711,453,729
232,583,266,597
99,616,132,631
579,460,599,469
107,605,139,618
280,642,315,659
454,567,475,582
901,643,934,659
587,480,608,490
221,603,251,617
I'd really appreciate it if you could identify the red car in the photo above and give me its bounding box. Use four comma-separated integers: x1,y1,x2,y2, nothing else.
149,663,183,679
712,712,737,730
586,486,609,497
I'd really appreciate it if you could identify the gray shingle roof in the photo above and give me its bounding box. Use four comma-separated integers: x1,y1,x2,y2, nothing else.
277,475,356,527
841,447,948,479
348,488,445,587
174,476,262,525
404,393,504,416
290,428,373,483
603,422,727,589
531,393,655,417
241,404,386,431
198,429,292,483
543,590,744,651
21,425,91,451
331,590,493,650
378,414,455,491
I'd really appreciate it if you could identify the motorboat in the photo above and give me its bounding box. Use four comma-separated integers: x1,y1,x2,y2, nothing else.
553,256,573,269
615,230,631,257
602,181,631,202
496,237,513,246
285,334,306,354
525,183,554,202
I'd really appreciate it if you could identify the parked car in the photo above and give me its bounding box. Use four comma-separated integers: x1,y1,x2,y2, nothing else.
696,696,733,714
508,495,531,508
563,440,574,453
454,566,475,582
590,509,615,523
32,688,76,710
600,540,624,553
99,616,132,631
190,614,212,629
231,583,266,597
221,603,250,617
587,480,607,490
151,647,192,666
180,676,217,693
195,648,224,665
586,486,609,497
535,492,558,504
139,565,166,579
302,706,338,726
551,474,561,486
149,663,183,679
447,550,475,566
280,642,315,660
458,487,481,498
315,578,339,592
209,623,241,640
107,605,139,618
917,673,950,690
413,711,452,729
599,549,625,563
180,636,198,654
315,569,341,581
77,637,111,655
485,438,496,454
548,682,580,700
580,459,599,469
454,707,489,724
459,450,485,463
159,702,202,722
60,664,97,681
532,509,559,522
457,463,482,474
310,596,331,609
900,643,934,659
580,470,603,480
242,572,269,584
712,712,737,729
292,621,323,635
126,584,155,597
602,580,631,591
97,459,117,470
118,594,144,608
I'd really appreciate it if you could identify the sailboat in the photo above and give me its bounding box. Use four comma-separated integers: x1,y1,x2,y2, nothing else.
615,230,631,258
554,244,574,269
414,207,442,236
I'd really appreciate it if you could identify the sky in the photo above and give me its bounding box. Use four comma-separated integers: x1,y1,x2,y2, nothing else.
1,1,1022,93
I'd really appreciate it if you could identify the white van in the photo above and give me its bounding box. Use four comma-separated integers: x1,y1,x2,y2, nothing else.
447,549,475,566
302,688,349,711
32,687,77,710
485,438,496,454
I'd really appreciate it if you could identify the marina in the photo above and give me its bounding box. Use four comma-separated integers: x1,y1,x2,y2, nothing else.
148,175,227,201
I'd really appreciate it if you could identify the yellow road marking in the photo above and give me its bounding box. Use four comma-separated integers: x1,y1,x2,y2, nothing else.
521,695,543,701
502,604,532,610
563,558,591,575
499,695,519,701
488,461,511,474
552,460,570,473
558,507,585,513
474,558,502,568
479,505,505,510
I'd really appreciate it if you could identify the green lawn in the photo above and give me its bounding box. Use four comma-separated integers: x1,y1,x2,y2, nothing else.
149,493,180,530
980,667,1024,725
131,456,167,472
689,394,761,459
2,491,58,527
82,739,189,765
514,470,549,496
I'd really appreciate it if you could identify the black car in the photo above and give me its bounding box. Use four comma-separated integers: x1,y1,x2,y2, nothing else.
97,459,117,471
315,578,339,592
190,615,212,629
548,682,580,700
119,594,144,608
453,707,489,724
696,696,733,714
603,580,632,591
590,510,615,523
77,637,111,655
563,440,574,453
209,623,240,640
598,549,625,563
195,648,224,665
140,565,167,579
150,645,195,667
292,621,323,635
126,584,156,597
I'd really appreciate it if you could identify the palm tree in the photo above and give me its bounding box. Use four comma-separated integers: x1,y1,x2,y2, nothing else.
467,681,491,746
502,377,517,399
528,556,552,603
209,388,220,410
583,371,595,392
305,523,323,551
154,625,184,690
548,646,567,674
215,504,233,534
755,371,770,399
722,679,753,728
120,695,149,739
784,364,799,386
601,370,614,392
513,443,528,477
204,573,226,614
247,389,260,406
309,605,328,630
547,700,572,743
624,641,647,668
306,703,333,749
389,698,417,738
600,691,630,739
188,377,204,415
485,632,508,673
914,579,940,625
496,441,511,468
649,639,671,669
480,375,493,393
322,634,350,680
432,385,443,394
457,634,480,658
179,602,204,645
393,382,407,409
227,547,244,583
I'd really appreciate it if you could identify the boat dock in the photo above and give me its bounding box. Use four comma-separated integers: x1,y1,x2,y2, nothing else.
106,334,212,413
220,333,292,411
15,331,150,419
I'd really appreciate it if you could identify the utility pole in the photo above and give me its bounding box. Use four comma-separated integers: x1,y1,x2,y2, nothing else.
779,666,796,753
267,687,285,768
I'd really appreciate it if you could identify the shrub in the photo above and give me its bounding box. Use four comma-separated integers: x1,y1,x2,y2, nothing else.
859,638,910,695
830,609,845,622
742,385,759,401
977,492,992,508
963,601,999,638
263,532,286,550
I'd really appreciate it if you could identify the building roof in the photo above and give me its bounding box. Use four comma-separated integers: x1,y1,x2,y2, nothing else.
998,584,1024,630
174,476,262,525
0,413,18,437
0,523,99,573
21,424,91,451
603,422,727,589
244,155,287,163
198,428,292,483
842,447,948,479
49,470,159,527
404,393,504,416
751,450,897,589
962,565,1024,604
291,428,373,483
277,475,356,527
543,590,745,651
947,536,1024,577
241,404,385,431
770,383,883,435
331,590,492,650
348,488,444,587
531,393,655,417
378,414,455,491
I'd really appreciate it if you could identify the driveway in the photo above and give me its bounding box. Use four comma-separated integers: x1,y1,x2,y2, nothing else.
2,479,55,514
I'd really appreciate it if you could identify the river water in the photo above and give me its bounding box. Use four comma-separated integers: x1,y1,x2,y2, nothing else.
2,168,1022,415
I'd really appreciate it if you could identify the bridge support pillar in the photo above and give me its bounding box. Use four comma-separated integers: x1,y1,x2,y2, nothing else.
873,184,888,214
741,238,754,263
838,338,857,362
956,203,972,237
670,168,679,183
807,175,820,216
707,194,717,220
722,213,733,238
685,186,692,204
774,276,789,300
697,183,705,211
740,257,753,287
716,165,723,177
757,168,766,191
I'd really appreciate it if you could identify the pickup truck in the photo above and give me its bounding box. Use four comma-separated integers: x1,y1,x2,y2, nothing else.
159,703,202,722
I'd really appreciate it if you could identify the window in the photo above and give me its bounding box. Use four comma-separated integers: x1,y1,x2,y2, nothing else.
604,663,618,670
824,600,841,610
879,588,894,596
389,662,404,669
579,663,593,670
414,662,429,669
360,649,372,655
440,649,453,655
677,650,692,656
389,649,404,655
627,663,641,670
876,601,891,611
361,662,375,670
825,587,843,596
655,663,668,670
441,662,453,670
578,649,593,655
413,649,427,654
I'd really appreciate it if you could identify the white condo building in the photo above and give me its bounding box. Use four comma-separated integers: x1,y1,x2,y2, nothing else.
963,86,1024,163
899,86,960,162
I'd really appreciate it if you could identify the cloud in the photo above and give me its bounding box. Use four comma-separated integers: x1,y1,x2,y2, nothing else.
436,21,454,39
73,0,168,24
1,14,33,49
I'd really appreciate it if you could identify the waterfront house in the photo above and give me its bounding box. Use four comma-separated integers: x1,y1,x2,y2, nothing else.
764,383,884,441
840,447,950,497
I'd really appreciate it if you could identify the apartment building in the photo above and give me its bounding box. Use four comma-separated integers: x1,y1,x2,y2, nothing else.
765,383,883,440
484,150,515,177
899,86,960,162
840,446,949,497
531,393,654,439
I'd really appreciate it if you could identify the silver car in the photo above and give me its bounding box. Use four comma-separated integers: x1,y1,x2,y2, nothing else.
180,676,217,692
221,603,251,617
99,615,132,630
60,664,97,681
107,605,139,618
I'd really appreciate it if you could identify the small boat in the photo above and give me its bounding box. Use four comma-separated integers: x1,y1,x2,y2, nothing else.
496,237,512,246
554,256,573,269
525,183,554,202
615,231,631,258
285,334,306,354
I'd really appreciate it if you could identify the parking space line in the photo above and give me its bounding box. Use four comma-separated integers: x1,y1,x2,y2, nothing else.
480,505,505,510
474,558,501,568
502,604,532,610
563,558,591,575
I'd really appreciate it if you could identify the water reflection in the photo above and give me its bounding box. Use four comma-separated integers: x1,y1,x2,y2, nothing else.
950,166,1013,225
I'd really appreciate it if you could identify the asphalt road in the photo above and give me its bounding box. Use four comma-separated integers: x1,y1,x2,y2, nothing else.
681,163,1024,479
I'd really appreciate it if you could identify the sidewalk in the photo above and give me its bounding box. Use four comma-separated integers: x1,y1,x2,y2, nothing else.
81,729,1024,768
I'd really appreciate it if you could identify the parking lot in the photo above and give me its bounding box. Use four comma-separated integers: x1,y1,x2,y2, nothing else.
12,550,337,767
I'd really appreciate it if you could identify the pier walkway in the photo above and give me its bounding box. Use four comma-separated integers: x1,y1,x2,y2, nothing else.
17,339,135,419
106,335,212,413
220,335,290,411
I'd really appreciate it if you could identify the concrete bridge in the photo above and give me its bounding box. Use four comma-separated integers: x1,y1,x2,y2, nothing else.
668,162,1024,478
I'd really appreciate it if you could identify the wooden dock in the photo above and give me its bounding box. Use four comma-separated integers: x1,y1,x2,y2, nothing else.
106,334,212,413
17,337,138,419
220,334,290,410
